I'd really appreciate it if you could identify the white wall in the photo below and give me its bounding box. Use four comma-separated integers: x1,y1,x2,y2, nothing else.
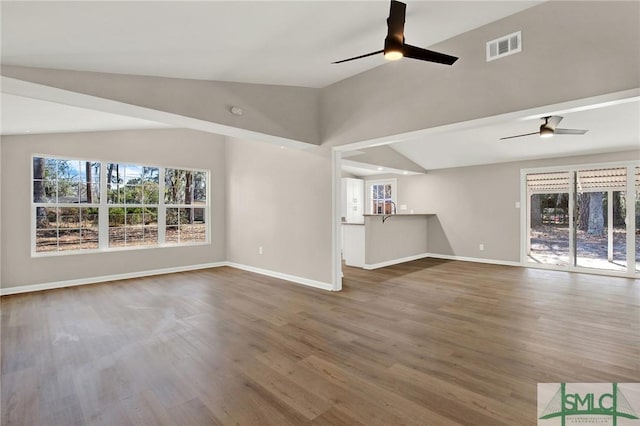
0,128,227,289
225,137,333,285
372,150,639,262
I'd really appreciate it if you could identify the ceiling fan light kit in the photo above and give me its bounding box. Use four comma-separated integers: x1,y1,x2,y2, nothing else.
333,0,458,66
539,126,554,138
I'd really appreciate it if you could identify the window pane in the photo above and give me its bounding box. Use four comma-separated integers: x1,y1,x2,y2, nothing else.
166,226,179,244
143,183,159,204
125,185,142,204
57,228,81,251
144,208,158,225
106,163,122,192
56,182,79,203
144,226,158,245
166,208,179,226
80,183,100,204
80,228,99,249
109,228,126,248
107,183,122,204
81,208,99,227
123,164,142,184
165,169,186,204
79,161,100,183
59,207,80,229
33,179,56,203
191,208,206,242
36,230,58,252
127,209,143,226
109,208,125,227
36,207,58,229
194,171,207,204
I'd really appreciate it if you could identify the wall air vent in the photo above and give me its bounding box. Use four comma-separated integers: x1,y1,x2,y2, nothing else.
486,31,522,62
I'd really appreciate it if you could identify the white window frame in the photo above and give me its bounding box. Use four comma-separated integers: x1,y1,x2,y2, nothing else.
365,178,397,214
31,154,211,257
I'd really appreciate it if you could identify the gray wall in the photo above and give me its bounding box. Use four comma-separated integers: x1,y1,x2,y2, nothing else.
322,1,640,146
364,215,428,265
377,150,639,262
1,128,227,288
1,66,322,145
226,137,333,284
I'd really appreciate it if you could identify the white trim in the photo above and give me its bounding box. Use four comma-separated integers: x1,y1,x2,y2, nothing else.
425,253,521,267
0,261,336,295
363,253,432,270
0,262,226,296
522,260,639,279
226,262,335,291
331,149,343,291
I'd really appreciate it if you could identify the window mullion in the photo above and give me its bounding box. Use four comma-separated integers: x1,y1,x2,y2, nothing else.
158,168,166,245
99,162,108,249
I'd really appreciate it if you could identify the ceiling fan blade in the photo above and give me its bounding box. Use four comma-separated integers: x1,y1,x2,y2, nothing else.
403,43,458,65
500,132,539,140
546,115,563,130
332,50,384,64
387,0,406,43
554,128,588,135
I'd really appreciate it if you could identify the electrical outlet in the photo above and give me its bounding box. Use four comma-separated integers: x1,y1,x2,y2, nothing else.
515,201,521,209
400,204,407,210
479,244,485,251
258,246,263,255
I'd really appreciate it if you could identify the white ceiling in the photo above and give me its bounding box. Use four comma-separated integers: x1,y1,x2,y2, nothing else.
0,94,172,136
1,1,542,89
390,99,640,170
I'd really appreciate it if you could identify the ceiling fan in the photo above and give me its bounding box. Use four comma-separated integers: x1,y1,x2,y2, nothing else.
332,0,458,65
500,116,588,140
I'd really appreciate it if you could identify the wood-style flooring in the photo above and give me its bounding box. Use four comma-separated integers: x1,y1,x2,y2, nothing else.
2,259,639,425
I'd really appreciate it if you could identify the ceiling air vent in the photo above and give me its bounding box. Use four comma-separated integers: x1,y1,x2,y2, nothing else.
486,31,522,62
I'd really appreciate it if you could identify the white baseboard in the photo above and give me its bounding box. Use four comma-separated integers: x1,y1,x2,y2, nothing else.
0,254,520,296
363,253,431,270
226,262,336,291
426,253,521,267
0,262,227,296
1,261,336,296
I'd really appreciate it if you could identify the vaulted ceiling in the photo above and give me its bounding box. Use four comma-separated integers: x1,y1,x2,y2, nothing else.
1,1,542,88
1,1,638,171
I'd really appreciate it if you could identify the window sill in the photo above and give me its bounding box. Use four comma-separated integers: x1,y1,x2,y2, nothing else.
31,241,211,258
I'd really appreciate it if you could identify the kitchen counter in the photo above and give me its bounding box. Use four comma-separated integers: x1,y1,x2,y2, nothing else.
342,214,434,269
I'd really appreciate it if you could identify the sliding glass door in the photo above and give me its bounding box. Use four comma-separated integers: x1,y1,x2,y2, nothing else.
524,163,639,276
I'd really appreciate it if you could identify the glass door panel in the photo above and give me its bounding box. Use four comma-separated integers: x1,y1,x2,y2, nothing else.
528,192,570,266
575,168,627,271
526,172,571,266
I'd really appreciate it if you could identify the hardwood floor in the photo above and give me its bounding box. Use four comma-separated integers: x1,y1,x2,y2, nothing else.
2,259,639,425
